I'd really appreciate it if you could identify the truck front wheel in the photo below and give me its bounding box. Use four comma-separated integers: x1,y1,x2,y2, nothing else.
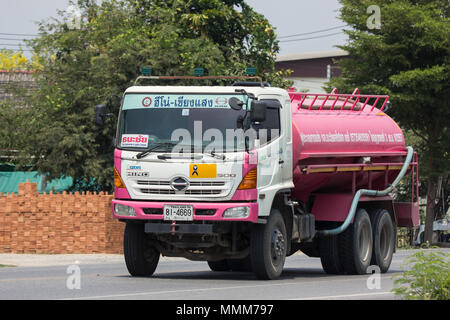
124,222,160,277
207,260,230,272
250,209,287,280
227,255,252,272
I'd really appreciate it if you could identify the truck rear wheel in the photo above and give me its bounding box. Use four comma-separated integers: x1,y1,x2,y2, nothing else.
370,209,395,273
250,209,287,280
319,234,345,274
339,209,373,275
124,222,160,277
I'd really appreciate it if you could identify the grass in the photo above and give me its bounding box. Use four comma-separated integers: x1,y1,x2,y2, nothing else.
0,264,16,268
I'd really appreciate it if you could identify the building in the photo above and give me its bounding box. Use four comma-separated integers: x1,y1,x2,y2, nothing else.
0,70,36,102
275,49,349,93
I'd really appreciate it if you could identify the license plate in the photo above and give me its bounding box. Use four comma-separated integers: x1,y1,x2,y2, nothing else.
163,205,194,221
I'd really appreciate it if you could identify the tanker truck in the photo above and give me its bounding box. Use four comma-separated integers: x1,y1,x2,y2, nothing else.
94,75,419,280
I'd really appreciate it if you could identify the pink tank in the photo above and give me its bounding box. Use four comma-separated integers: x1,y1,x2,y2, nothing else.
288,89,407,201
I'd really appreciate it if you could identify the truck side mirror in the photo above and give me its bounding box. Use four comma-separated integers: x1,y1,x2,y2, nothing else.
229,97,244,111
94,104,107,127
250,100,267,123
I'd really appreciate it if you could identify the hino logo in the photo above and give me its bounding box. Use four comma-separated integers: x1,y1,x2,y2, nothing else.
170,177,190,191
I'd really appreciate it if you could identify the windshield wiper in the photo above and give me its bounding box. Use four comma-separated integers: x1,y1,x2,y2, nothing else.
135,142,179,159
157,154,203,160
137,142,227,160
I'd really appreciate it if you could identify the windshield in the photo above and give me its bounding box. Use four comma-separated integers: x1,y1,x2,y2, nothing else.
117,93,255,152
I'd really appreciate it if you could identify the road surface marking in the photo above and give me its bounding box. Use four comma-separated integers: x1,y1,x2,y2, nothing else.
297,291,393,300
62,275,394,300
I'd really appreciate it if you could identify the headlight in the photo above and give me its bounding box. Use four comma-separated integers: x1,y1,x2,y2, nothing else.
114,204,136,217
223,206,250,219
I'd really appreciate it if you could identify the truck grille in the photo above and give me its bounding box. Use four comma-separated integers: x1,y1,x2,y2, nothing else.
133,179,230,197
185,190,222,195
141,189,176,195
137,180,170,186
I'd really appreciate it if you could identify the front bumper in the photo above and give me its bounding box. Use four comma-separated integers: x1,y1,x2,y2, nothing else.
112,199,259,223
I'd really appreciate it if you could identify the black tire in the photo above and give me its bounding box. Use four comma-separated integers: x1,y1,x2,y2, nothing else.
339,209,373,275
124,222,160,277
250,209,287,280
370,209,395,273
207,260,230,272
319,234,345,274
227,255,252,272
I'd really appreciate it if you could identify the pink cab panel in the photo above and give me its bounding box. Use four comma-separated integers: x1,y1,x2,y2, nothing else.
112,199,259,223
114,148,131,199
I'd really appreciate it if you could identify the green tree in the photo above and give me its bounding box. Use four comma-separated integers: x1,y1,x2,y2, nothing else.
0,50,36,162
0,83,31,160
22,0,291,191
392,250,450,300
328,0,449,244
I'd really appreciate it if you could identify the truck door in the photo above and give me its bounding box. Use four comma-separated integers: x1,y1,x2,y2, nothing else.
251,96,291,216
255,99,281,188
255,96,292,188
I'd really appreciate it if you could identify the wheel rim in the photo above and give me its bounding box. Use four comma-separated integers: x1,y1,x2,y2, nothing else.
358,223,371,262
270,227,285,267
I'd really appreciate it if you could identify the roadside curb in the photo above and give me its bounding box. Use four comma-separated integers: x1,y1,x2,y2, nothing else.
0,254,192,267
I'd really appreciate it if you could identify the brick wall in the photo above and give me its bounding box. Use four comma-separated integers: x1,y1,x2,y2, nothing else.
0,181,124,254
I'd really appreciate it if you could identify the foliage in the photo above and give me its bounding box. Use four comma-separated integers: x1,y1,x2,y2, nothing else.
392,249,450,300
0,73,34,164
16,0,291,191
67,177,103,193
0,50,42,71
0,50,28,70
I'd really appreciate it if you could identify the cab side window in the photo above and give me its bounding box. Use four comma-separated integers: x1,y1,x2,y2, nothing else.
251,99,281,143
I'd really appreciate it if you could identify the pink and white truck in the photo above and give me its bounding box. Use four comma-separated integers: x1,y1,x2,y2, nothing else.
95,77,419,279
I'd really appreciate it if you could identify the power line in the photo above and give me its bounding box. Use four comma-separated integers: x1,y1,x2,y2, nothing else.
278,25,346,39
0,43,30,47
0,48,34,52
0,32,38,37
279,31,344,43
0,38,27,41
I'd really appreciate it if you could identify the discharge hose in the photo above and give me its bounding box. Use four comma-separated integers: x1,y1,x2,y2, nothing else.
317,146,414,237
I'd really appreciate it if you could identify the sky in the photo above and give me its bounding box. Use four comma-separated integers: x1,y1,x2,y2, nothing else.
0,0,347,58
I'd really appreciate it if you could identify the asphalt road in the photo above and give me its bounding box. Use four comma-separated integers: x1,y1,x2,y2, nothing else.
1,249,446,300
